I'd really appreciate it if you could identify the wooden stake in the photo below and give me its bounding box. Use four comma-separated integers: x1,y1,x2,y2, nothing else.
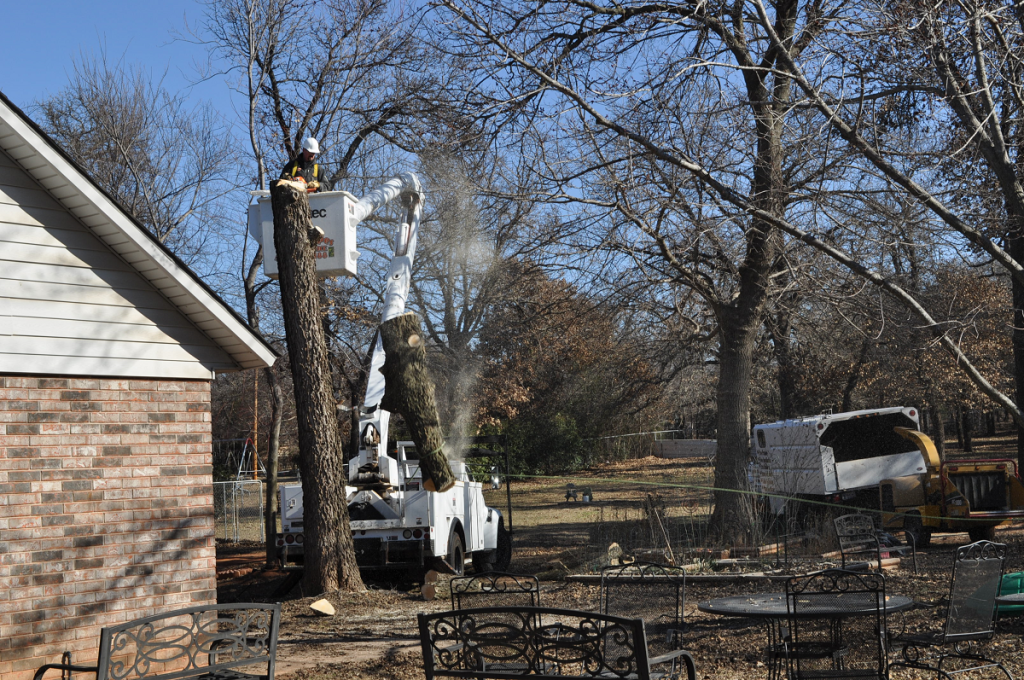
378,312,456,492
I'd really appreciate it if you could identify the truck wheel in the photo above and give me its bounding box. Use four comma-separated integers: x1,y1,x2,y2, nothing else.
904,513,932,548
473,521,512,573
968,526,996,542
493,522,512,572
472,550,495,574
448,532,466,577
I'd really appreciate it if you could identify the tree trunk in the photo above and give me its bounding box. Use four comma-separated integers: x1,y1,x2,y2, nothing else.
1012,236,1024,469
240,243,286,570
379,312,456,492
962,408,973,453
931,406,946,462
263,364,283,567
271,179,363,593
841,338,872,413
708,308,759,543
768,308,799,419
954,406,965,451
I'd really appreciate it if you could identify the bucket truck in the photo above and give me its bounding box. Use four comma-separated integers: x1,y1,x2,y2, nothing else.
248,175,512,576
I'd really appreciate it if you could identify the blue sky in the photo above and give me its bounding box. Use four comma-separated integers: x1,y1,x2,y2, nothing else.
1,1,225,114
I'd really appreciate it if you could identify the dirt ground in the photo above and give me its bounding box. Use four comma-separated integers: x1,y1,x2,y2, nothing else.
216,442,1024,679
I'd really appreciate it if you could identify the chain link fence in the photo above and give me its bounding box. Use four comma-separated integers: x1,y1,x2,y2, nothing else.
214,480,265,542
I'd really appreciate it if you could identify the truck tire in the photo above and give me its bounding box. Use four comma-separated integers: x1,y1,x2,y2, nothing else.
472,550,495,574
472,521,512,573
448,532,466,577
493,522,512,572
968,526,996,542
904,513,932,548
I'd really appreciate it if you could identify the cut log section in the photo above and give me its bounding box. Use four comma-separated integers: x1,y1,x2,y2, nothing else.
379,312,456,492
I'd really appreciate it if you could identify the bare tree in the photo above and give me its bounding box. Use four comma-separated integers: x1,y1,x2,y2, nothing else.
197,0,297,567
741,0,1024,454
431,0,1024,541
433,0,831,540
36,53,241,276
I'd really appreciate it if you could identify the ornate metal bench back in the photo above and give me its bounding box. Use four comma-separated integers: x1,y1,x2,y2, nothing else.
95,603,281,680
419,606,651,680
944,540,1005,643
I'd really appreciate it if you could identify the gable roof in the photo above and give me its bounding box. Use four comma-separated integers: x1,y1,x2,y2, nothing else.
0,91,276,373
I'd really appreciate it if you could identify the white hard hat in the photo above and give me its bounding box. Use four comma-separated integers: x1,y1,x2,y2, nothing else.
302,137,320,154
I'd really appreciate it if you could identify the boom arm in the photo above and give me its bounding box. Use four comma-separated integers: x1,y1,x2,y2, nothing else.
351,172,424,461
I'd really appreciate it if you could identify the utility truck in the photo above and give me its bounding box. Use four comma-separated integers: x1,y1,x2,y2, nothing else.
749,407,928,519
249,175,512,575
277,437,512,574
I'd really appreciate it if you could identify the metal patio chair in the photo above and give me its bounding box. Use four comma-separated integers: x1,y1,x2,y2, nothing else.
600,562,696,680
450,571,541,610
446,572,543,674
784,568,889,680
834,513,916,574
890,540,1011,680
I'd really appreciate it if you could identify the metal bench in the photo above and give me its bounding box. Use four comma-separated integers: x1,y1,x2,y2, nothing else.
419,605,695,680
33,603,281,680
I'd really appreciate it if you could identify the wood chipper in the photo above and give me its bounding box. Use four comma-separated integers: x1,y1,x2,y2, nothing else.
879,427,1024,547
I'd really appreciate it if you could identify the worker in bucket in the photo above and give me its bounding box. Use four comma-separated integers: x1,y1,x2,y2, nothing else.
280,136,330,192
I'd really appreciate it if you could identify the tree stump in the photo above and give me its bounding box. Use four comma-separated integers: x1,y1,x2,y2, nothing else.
379,312,456,492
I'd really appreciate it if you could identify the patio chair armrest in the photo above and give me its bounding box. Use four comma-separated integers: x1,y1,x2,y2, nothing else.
649,649,691,665
649,648,696,680
33,663,98,680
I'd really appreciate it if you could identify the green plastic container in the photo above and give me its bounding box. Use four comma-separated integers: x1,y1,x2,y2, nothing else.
998,572,1024,615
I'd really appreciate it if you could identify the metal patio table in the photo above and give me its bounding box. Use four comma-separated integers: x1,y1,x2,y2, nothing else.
699,592,914,679
996,592,1024,620
995,593,1024,606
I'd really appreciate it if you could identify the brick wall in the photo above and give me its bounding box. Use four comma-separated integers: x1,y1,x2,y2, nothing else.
0,376,215,680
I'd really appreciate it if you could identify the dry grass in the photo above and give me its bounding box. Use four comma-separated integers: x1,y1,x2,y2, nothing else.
482,457,720,572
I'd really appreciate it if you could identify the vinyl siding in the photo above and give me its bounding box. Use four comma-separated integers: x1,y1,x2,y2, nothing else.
0,150,235,379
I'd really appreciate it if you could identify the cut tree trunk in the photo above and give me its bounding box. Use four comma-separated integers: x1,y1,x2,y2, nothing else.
378,312,456,492
271,179,363,593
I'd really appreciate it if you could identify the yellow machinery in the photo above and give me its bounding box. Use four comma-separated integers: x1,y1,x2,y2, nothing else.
879,427,1024,547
